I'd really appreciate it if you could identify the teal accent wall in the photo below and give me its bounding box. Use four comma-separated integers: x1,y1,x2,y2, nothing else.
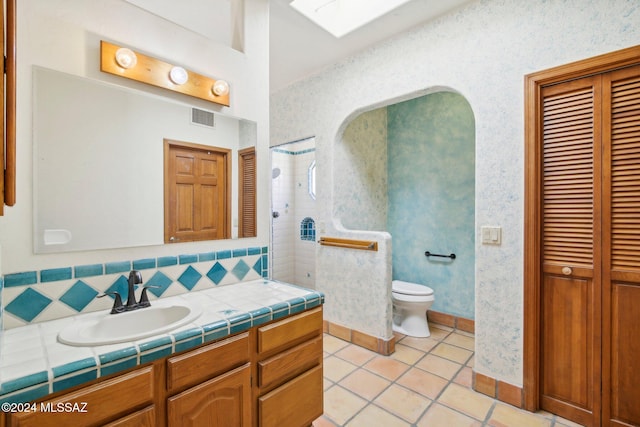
388,92,475,319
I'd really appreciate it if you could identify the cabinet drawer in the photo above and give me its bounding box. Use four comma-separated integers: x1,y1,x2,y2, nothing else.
258,365,323,427
167,332,249,394
9,366,155,427
102,406,155,426
257,307,322,356
258,336,322,391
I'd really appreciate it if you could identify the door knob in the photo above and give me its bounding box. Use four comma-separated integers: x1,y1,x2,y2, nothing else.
562,266,572,275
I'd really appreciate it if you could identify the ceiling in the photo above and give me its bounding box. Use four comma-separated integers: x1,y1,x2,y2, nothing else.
123,0,474,94
269,0,474,93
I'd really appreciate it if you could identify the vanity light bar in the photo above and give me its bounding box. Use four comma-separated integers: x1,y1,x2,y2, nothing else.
100,40,230,107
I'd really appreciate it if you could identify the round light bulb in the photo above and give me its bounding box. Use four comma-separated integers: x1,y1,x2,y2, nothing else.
115,48,137,69
212,80,229,96
169,66,189,85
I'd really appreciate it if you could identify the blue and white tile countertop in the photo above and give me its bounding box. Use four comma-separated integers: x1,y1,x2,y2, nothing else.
0,279,324,404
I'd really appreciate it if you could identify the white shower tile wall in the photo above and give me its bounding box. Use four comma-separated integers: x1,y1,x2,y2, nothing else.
271,140,317,288
1,246,268,329
271,150,296,283
293,149,317,288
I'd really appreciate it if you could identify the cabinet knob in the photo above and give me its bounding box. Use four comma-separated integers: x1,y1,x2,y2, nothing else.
562,266,572,275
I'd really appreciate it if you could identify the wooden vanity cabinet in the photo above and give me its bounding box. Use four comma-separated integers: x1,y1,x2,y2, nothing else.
256,307,324,427
4,307,323,427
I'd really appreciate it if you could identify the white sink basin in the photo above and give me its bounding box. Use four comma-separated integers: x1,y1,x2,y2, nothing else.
58,303,202,347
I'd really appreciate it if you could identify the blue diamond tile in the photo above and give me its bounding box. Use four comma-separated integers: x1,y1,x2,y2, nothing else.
232,260,250,280
105,276,131,300
178,266,202,291
253,259,262,275
5,288,53,322
207,262,228,285
146,271,173,297
59,281,99,312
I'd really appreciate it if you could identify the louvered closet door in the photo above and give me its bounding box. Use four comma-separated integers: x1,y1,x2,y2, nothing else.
540,75,602,427
602,65,640,427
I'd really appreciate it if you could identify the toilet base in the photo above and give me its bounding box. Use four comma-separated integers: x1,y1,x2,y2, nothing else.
392,313,431,338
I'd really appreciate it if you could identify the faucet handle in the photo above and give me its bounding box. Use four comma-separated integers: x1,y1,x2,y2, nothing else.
98,291,125,314
137,285,160,308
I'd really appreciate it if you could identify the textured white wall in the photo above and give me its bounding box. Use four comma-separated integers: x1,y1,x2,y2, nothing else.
336,109,388,231
270,0,640,386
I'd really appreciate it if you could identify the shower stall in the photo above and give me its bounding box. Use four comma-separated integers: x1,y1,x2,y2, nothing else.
270,137,317,288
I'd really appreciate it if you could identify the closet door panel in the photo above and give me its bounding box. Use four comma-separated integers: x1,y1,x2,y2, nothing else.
608,283,640,427
541,274,593,409
603,65,640,427
539,76,602,426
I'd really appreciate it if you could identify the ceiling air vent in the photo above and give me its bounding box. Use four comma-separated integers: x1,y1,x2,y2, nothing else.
191,108,215,128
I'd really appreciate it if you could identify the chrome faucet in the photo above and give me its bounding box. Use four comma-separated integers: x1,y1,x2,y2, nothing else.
97,270,158,314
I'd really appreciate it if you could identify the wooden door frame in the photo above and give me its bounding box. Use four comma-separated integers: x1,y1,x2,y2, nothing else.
523,45,640,412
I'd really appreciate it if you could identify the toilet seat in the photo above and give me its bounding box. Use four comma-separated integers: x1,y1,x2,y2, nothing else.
392,280,434,296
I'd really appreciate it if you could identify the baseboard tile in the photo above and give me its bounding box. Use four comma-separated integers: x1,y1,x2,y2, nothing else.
323,320,395,355
322,310,474,356
427,310,475,334
473,371,524,408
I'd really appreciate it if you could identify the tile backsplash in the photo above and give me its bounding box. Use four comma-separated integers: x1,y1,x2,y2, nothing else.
1,246,268,329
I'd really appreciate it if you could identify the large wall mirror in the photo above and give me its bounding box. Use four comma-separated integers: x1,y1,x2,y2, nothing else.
33,67,256,253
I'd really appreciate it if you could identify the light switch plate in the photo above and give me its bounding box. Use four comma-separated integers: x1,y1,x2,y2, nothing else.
481,226,502,245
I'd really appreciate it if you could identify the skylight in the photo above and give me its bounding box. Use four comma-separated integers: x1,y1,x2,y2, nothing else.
290,0,413,38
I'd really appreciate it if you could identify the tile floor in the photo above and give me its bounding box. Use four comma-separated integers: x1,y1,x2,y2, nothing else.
313,324,584,427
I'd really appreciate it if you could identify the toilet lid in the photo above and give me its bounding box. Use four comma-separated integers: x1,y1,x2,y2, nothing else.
392,280,434,296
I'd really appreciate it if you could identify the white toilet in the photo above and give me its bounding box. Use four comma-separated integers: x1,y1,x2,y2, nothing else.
392,280,435,337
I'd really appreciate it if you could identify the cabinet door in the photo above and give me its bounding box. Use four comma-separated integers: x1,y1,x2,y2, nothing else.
167,363,251,427
259,365,323,427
